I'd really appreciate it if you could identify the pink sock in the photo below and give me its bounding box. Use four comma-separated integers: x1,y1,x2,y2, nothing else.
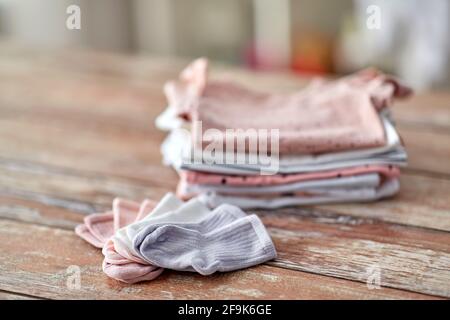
75,198,155,248
83,211,114,245
102,239,163,283
102,260,164,284
112,198,141,231
75,224,104,248
102,239,133,265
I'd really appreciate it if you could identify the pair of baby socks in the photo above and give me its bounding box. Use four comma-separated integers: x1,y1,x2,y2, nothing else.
75,193,277,282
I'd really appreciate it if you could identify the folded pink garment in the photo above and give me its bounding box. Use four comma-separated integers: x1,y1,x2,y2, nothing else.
165,59,411,155
102,260,164,284
180,164,400,187
74,198,164,283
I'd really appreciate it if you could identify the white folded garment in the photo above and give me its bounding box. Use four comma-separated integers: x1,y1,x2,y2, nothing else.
155,104,187,131
197,178,400,209
178,173,381,195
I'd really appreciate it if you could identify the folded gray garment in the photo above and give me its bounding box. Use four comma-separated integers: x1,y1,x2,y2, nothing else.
163,115,407,175
181,153,406,175
179,173,381,195
197,178,400,209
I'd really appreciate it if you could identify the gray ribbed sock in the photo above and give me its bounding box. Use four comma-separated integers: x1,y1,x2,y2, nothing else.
132,203,246,251
135,212,277,275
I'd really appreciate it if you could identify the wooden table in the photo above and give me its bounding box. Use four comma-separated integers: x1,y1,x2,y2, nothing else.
0,43,449,300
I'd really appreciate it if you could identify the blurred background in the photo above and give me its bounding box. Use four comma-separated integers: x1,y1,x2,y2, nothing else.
0,0,449,90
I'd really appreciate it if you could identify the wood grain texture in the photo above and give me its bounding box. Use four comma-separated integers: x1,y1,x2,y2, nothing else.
0,43,449,299
0,219,436,300
0,194,82,229
0,290,41,300
2,160,449,232
393,92,450,132
1,164,449,297
255,210,450,297
0,158,171,212
317,173,450,232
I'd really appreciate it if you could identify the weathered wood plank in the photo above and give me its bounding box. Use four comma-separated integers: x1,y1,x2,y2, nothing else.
0,66,167,122
0,219,436,300
0,159,171,213
318,173,450,232
0,43,449,300
254,210,450,297
1,165,449,297
1,42,449,132
393,92,450,132
0,43,450,131
0,195,82,229
1,79,450,179
397,125,450,176
0,41,184,84
1,159,449,232
0,112,178,187
1,45,449,181
0,290,41,300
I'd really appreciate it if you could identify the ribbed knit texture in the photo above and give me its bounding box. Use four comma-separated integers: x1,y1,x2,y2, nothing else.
133,203,246,252
135,206,277,275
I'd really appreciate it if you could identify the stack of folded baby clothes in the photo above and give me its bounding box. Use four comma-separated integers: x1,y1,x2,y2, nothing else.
75,193,277,283
156,58,412,209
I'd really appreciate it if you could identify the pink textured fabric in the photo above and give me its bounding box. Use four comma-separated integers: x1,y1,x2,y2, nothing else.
102,239,132,265
102,260,164,284
83,211,114,246
112,198,141,232
180,165,400,187
74,224,104,249
75,198,153,248
74,198,164,283
165,59,411,155
102,239,164,284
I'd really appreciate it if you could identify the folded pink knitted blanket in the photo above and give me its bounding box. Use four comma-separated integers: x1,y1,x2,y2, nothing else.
164,59,411,155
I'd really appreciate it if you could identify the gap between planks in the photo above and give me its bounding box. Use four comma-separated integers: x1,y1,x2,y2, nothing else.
0,219,440,300
1,156,450,232
1,190,449,297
